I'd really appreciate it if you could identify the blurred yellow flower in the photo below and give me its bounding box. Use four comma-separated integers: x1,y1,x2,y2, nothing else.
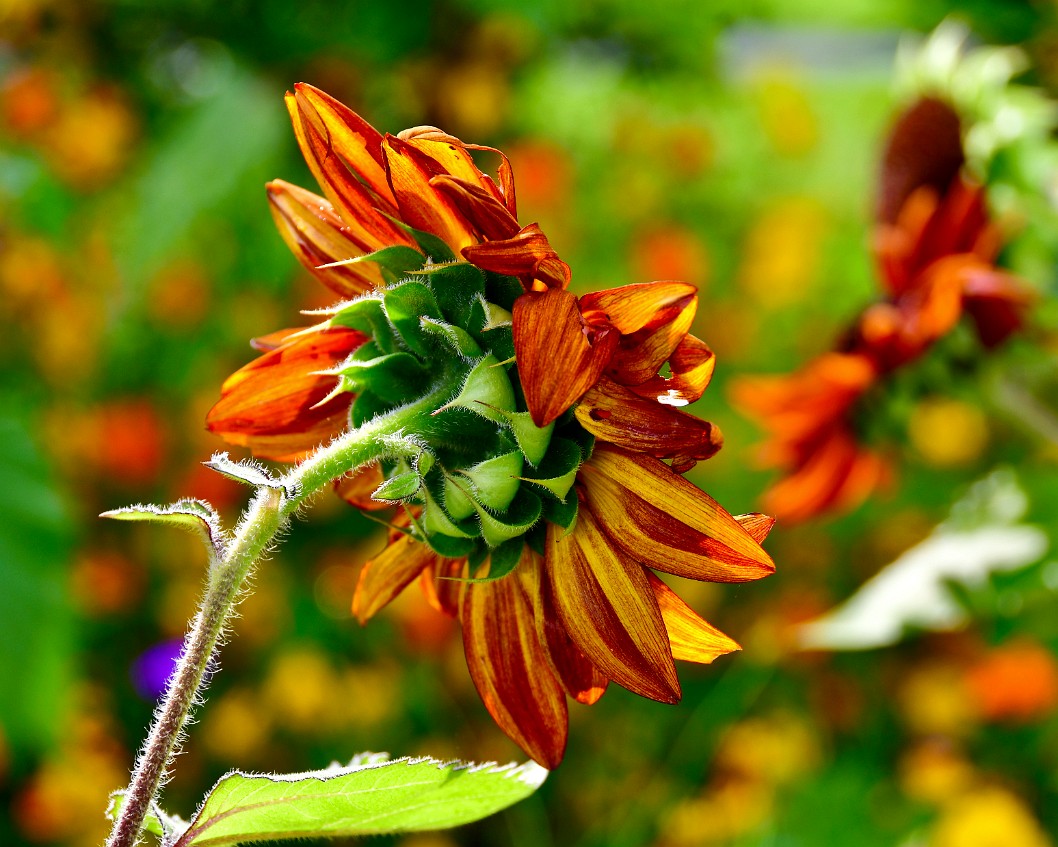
909,397,989,467
898,740,976,805
932,787,1053,847
737,197,828,307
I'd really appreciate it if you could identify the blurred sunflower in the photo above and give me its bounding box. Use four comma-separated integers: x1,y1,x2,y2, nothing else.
208,84,774,767
733,96,1033,524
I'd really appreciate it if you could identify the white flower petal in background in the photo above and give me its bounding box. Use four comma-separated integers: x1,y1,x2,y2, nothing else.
798,470,1049,651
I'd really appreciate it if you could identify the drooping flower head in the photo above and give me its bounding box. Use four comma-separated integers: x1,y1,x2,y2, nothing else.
733,86,1036,525
208,84,774,767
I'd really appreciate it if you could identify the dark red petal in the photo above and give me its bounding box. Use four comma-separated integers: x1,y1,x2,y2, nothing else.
462,573,568,768
574,377,723,471
578,444,775,582
877,97,964,225
431,174,521,241
544,512,680,704
462,223,571,291
206,325,364,462
512,288,619,427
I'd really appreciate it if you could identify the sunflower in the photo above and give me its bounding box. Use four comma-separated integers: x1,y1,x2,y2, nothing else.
208,84,775,768
733,95,1033,525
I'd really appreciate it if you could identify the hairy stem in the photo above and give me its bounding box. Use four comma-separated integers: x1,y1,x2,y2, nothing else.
105,392,444,847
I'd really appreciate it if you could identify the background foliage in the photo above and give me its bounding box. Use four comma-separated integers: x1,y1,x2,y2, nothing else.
2,1,1057,845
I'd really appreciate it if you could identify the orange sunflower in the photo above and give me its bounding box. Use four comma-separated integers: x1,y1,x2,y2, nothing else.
733,96,1032,524
208,84,774,768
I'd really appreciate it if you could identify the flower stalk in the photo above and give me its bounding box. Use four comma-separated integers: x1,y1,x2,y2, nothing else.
105,395,448,847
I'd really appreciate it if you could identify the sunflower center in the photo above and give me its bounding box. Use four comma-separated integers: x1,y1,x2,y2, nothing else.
326,245,591,571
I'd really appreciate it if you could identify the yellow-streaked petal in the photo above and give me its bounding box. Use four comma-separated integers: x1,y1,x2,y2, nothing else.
462,572,568,769
647,572,740,664
353,533,438,624
544,512,680,704
628,333,716,406
578,444,775,582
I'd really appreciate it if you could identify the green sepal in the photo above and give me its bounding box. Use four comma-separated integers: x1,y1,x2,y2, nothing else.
437,355,516,424
475,489,542,548
480,298,513,331
459,538,525,583
425,262,487,329
335,351,428,399
383,214,458,263
559,422,596,464
543,492,579,533
481,324,515,363
443,474,478,521
459,450,523,512
405,507,476,559
420,318,483,358
384,282,444,357
352,245,426,281
371,471,422,503
350,390,394,428
521,438,581,501
501,411,554,467
484,271,525,311
329,295,394,353
525,522,547,557
422,484,477,539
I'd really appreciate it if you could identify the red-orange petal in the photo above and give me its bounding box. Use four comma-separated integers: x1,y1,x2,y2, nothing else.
647,572,741,664
735,513,777,544
206,325,363,462
462,223,571,291
462,572,568,769
512,288,619,427
353,533,439,624
267,180,384,297
287,90,412,250
420,557,467,618
431,174,521,241
544,512,680,704
580,282,698,384
574,377,723,471
291,84,398,213
384,134,478,252
578,444,775,582
628,333,716,406
334,463,389,511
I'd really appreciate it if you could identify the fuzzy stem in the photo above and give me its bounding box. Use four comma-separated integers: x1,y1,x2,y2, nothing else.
105,393,444,847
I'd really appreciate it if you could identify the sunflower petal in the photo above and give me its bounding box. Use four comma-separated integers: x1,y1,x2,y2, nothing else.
206,326,363,462
544,512,680,703
580,282,698,384
513,288,619,427
523,553,608,704
288,89,412,249
647,572,740,664
353,533,439,623
575,377,723,471
431,174,520,241
420,557,467,618
628,334,716,406
735,513,777,544
578,444,775,582
267,180,384,297
462,223,571,291
462,573,568,768
384,134,478,252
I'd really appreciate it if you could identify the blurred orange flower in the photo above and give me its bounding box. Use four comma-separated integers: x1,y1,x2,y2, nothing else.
733,97,1033,523
965,640,1058,723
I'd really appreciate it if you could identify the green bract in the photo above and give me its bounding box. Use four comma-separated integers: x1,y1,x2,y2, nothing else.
325,251,591,570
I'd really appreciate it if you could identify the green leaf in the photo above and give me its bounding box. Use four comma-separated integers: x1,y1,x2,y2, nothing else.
168,755,546,846
101,499,225,561
105,794,178,840
204,453,299,500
